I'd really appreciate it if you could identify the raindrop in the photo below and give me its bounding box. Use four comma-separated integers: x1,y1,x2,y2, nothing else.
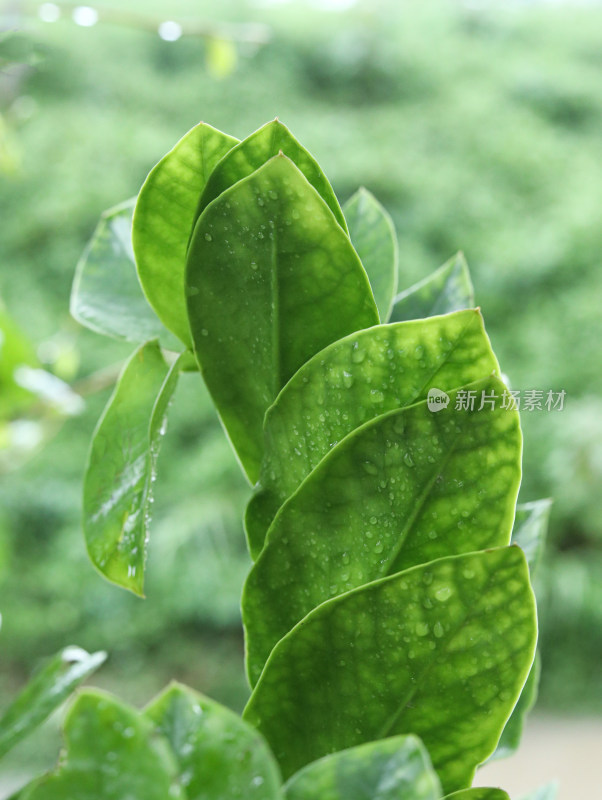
403,452,415,468
434,586,452,602
204,232,212,242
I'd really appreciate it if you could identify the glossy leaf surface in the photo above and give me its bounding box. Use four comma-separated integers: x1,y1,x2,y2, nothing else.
490,653,540,762
343,188,398,322
0,647,106,760
284,735,441,800
244,375,522,684
390,254,474,323
511,499,552,576
145,682,283,799
245,309,499,557
71,199,176,347
133,122,238,345
195,119,347,232
244,547,537,793
84,342,182,595
187,154,378,483
22,691,177,800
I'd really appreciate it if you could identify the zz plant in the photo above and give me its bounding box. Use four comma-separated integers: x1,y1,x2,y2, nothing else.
0,120,555,799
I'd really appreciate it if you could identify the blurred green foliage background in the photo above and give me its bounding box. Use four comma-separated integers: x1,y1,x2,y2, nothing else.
1,0,601,777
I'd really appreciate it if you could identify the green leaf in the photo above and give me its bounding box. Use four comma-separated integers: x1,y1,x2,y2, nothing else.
390,254,474,323
244,375,521,685
0,647,106,760
244,546,537,794
489,652,540,762
21,691,178,800
444,790,510,800
195,119,347,233
133,122,239,346
187,154,379,484
83,342,183,595
511,499,552,576
343,188,398,322
283,735,441,800
245,308,499,558
144,682,283,799
71,199,178,347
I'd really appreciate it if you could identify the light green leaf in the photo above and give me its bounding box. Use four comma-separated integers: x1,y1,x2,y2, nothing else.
519,783,558,800
489,653,540,762
245,309,499,558
195,119,347,233
187,154,379,484
83,342,183,595
71,199,178,347
244,547,537,794
343,188,398,322
0,647,106,760
284,735,441,800
244,375,521,685
444,790,510,800
244,374,521,683
512,499,552,576
144,682,283,799
22,691,178,800
133,122,239,346
390,254,474,323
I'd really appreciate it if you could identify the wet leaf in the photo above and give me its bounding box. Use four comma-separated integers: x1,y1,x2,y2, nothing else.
244,375,521,684
187,154,378,483
22,691,178,800
244,546,537,794
133,122,239,346
0,647,106,760
83,342,183,595
71,199,177,347
195,119,347,233
490,653,540,762
245,309,499,557
145,682,283,799
390,254,474,323
284,735,441,800
344,188,398,322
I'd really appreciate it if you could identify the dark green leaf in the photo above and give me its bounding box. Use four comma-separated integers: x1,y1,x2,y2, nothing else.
284,735,441,800
511,499,552,576
344,188,398,322
244,547,537,794
489,653,540,762
195,119,347,233
390,254,474,323
71,199,178,348
187,154,379,484
245,309,499,558
0,647,106,760
21,691,178,800
133,122,239,346
244,375,522,685
144,682,283,799
83,342,183,595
